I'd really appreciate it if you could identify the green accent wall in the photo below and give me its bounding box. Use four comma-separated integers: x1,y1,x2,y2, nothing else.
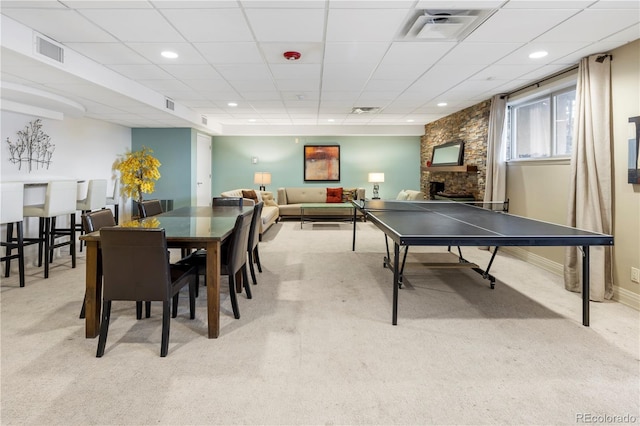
131,128,195,208
211,135,421,200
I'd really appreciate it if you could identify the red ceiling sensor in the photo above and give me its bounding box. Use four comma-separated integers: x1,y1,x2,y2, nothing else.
283,51,301,61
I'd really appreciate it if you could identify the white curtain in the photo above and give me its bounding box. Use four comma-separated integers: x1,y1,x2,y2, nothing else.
483,94,508,203
564,55,613,301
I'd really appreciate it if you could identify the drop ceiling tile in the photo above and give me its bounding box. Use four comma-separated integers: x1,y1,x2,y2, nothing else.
78,9,185,42
503,1,593,8
2,9,117,42
370,63,428,81
537,9,640,42
269,63,321,80
381,42,455,65
415,1,506,8
439,42,523,64
159,64,221,80
326,8,408,42
65,42,149,65
275,79,319,92
244,8,325,42
152,1,239,8
194,42,263,64
125,43,208,64
214,64,272,80
588,0,640,9
324,42,389,64
465,9,580,43
61,1,152,8
229,79,277,92
108,64,173,80
471,64,543,80
260,43,324,64
364,79,413,91
601,24,640,43
496,41,588,65
161,8,253,42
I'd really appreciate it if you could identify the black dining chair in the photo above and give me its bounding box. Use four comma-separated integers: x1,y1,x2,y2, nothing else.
180,209,253,319
96,227,197,357
247,201,264,285
137,199,163,218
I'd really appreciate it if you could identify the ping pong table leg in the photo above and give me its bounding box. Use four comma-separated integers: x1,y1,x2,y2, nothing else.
392,243,400,326
582,245,590,327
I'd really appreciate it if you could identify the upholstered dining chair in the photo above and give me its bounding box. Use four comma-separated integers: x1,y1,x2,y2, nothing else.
247,201,264,285
212,197,243,207
1,182,30,287
180,209,253,319
97,227,197,357
76,179,108,251
137,199,163,218
78,209,115,319
23,180,77,279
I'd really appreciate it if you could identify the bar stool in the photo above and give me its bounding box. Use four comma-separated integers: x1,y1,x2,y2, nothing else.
76,179,107,251
23,180,77,278
105,179,119,224
1,182,29,287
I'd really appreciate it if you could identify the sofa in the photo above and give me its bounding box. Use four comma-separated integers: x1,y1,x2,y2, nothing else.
396,189,426,200
220,189,279,237
277,187,366,219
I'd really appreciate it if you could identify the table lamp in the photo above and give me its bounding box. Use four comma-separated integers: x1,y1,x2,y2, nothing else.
368,172,384,199
254,172,271,191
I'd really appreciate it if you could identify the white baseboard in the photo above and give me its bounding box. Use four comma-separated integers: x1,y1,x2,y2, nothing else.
501,247,640,311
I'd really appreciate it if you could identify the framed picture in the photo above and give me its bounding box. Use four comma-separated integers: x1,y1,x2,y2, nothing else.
304,145,340,182
629,116,640,184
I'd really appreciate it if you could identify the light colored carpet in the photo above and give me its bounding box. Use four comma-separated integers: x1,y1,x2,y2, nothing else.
1,220,638,425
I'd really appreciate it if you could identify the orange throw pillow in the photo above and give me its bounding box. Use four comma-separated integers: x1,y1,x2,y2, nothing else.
326,187,343,203
242,189,258,202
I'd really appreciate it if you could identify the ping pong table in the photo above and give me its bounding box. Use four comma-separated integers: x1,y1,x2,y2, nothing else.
351,199,614,327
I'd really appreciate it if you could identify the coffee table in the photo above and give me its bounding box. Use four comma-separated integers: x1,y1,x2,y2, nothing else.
300,202,354,228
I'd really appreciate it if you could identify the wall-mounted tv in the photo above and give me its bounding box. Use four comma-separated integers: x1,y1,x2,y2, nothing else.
431,140,464,166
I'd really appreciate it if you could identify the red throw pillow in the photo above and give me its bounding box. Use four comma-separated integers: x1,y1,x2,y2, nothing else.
326,187,343,203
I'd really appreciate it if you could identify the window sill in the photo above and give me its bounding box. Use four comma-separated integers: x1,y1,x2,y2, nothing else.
507,157,571,166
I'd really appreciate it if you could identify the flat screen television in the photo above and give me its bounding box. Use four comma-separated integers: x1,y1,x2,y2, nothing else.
430,140,464,166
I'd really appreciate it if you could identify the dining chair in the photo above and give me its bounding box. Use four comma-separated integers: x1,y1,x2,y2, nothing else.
96,227,197,357
137,199,163,218
1,182,31,287
78,209,115,319
247,201,264,285
212,197,243,207
180,209,253,319
76,179,108,252
23,180,77,278
105,179,119,224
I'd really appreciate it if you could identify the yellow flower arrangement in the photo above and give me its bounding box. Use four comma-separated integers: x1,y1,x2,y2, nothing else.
116,146,161,203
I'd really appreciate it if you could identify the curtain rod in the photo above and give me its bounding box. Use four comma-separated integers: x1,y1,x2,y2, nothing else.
500,64,579,99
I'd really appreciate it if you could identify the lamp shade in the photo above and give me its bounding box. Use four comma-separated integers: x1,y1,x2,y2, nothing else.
254,172,272,185
368,172,385,183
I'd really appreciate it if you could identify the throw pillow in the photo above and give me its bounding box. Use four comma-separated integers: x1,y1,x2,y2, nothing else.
342,187,357,202
261,192,278,207
396,190,409,201
242,189,259,202
326,187,343,203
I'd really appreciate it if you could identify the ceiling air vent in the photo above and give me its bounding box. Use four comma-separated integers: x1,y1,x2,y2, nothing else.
34,34,64,63
351,107,380,114
402,9,496,41
165,98,175,111
201,115,208,125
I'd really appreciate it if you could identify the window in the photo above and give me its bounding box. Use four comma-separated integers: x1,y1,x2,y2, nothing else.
507,86,576,160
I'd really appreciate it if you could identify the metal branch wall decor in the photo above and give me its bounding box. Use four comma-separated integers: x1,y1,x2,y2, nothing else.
5,119,55,171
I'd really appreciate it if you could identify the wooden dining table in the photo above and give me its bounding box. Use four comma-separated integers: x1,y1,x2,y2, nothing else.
80,205,254,339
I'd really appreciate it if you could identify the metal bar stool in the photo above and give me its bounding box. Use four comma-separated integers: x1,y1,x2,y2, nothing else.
105,179,119,224
23,180,77,278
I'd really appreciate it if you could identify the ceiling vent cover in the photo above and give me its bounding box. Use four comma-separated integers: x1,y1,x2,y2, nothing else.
165,98,175,111
351,107,380,114
402,9,496,41
201,115,208,125
34,34,64,63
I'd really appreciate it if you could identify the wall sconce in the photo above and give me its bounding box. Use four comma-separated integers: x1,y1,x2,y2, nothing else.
368,172,384,199
254,172,272,191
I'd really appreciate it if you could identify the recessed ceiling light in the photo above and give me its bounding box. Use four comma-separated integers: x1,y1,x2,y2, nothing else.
406,119,415,123
437,102,447,107
227,102,237,107
161,51,178,59
248,119,256,122
327,118,335,122
529,50,548,59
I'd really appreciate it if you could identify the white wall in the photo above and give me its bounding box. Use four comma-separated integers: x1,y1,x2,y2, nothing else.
1,110,131,264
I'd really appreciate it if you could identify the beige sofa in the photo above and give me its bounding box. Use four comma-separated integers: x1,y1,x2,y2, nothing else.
220,189,279,237
396,189,426,200
277,187,365,219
